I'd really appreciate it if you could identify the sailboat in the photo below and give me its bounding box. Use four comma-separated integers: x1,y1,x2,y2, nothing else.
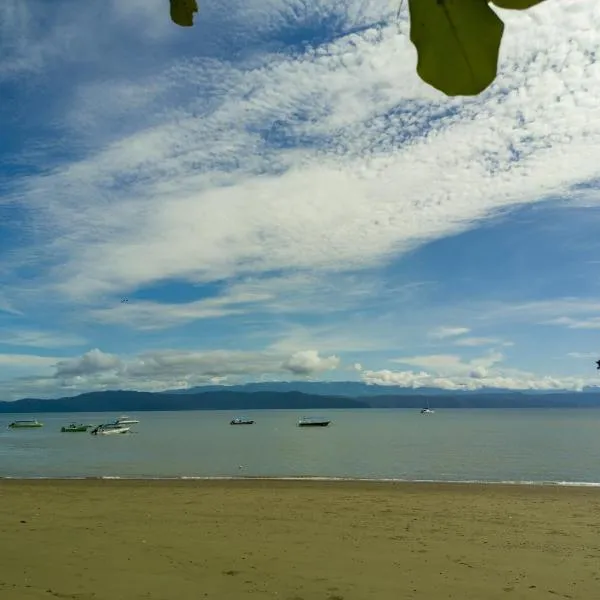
420,399,435,414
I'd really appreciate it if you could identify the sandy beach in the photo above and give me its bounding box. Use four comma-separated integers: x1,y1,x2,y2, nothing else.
0,480,598,599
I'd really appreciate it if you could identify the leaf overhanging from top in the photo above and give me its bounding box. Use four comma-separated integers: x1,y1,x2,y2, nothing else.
409,0,504,97
489,0,547,9
170,0,199,27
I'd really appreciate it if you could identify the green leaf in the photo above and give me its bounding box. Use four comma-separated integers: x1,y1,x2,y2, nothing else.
490,0,546,9
409,0,504,97
170,0,198,27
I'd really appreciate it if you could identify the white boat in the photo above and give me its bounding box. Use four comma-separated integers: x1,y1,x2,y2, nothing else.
114,415,139,425
8,419,43,429
230,417,255,425
90,423,131,436
420,400,435,414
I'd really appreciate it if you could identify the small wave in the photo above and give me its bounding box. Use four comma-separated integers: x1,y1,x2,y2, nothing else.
1,475,600,487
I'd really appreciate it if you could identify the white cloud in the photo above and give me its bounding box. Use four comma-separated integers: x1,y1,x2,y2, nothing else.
0,347,342,400
363,347,600,391
428,326,470,340
281,349,340,375
361,368,594,392
391,351,504,378
55,348,122,378
3,0,600,315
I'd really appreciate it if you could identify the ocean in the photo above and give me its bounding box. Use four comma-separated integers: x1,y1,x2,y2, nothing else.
1,408,599,483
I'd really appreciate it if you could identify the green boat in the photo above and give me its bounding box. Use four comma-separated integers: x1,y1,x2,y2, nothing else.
8,419,43,429
61,423,92,433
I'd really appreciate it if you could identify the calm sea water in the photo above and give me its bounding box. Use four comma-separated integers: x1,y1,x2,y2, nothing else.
1,409,599,483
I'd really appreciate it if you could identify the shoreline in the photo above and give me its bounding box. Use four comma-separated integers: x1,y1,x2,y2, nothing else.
2,475,600,487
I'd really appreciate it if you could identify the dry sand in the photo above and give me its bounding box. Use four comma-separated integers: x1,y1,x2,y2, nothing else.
0,479,599,599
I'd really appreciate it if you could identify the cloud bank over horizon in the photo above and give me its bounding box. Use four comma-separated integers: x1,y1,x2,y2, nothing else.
2,0,600,400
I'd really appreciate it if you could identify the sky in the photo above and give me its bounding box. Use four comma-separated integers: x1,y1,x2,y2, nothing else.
1,0,600,400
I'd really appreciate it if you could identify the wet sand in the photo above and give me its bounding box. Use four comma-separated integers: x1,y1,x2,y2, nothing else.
0,479,599,599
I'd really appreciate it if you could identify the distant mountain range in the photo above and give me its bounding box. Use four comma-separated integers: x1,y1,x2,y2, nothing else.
2,382,600,413
0,390,368,414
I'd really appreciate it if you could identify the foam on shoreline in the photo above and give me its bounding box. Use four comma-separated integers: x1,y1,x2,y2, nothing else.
1,475,599,487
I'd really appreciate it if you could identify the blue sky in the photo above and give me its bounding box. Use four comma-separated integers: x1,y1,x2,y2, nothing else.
1,0,600,400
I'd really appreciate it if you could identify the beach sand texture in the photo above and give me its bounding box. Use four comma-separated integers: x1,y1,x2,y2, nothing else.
0,480,599,599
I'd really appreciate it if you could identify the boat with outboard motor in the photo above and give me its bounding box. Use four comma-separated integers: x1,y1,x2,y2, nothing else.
8,419,43,429
61,423,93,432
90,423,131,436
230,417,255,425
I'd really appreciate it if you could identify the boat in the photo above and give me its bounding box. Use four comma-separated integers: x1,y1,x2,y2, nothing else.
90,423,131,436
420,400,435,414
8,419,43,429
230,417,255,425
298,416,331,427
114,415,139,425
61,423,92,432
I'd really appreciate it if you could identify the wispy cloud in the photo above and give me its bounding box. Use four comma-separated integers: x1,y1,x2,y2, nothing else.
91,293,270,330
454,337,512,347
428,327,470,340
0,329,86,349
2,0,600,399
544,317,600,330
567,352,598,359
0,353,58,368
5,2,600,308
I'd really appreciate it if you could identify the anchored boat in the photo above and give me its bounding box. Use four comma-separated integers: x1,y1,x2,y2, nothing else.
61,423,92,432
230,417,255,425
90,423,131,436
420,400,435,414
114,415,139,426
298,416,331,427
8,419,43,429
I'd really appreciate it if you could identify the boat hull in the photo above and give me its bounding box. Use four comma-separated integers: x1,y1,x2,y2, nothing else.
98,428,130,435
8,422,43,429
298,421,331,427
90,425,131,436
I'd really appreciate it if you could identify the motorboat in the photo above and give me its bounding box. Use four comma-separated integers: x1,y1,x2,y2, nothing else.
8,419,43,429
298,416,331,427
90,423,131,436
114,415,139,425
230,417,255,425
61,423,92,432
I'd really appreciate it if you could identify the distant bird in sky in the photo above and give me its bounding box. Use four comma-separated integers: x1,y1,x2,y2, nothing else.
121,297,129,303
